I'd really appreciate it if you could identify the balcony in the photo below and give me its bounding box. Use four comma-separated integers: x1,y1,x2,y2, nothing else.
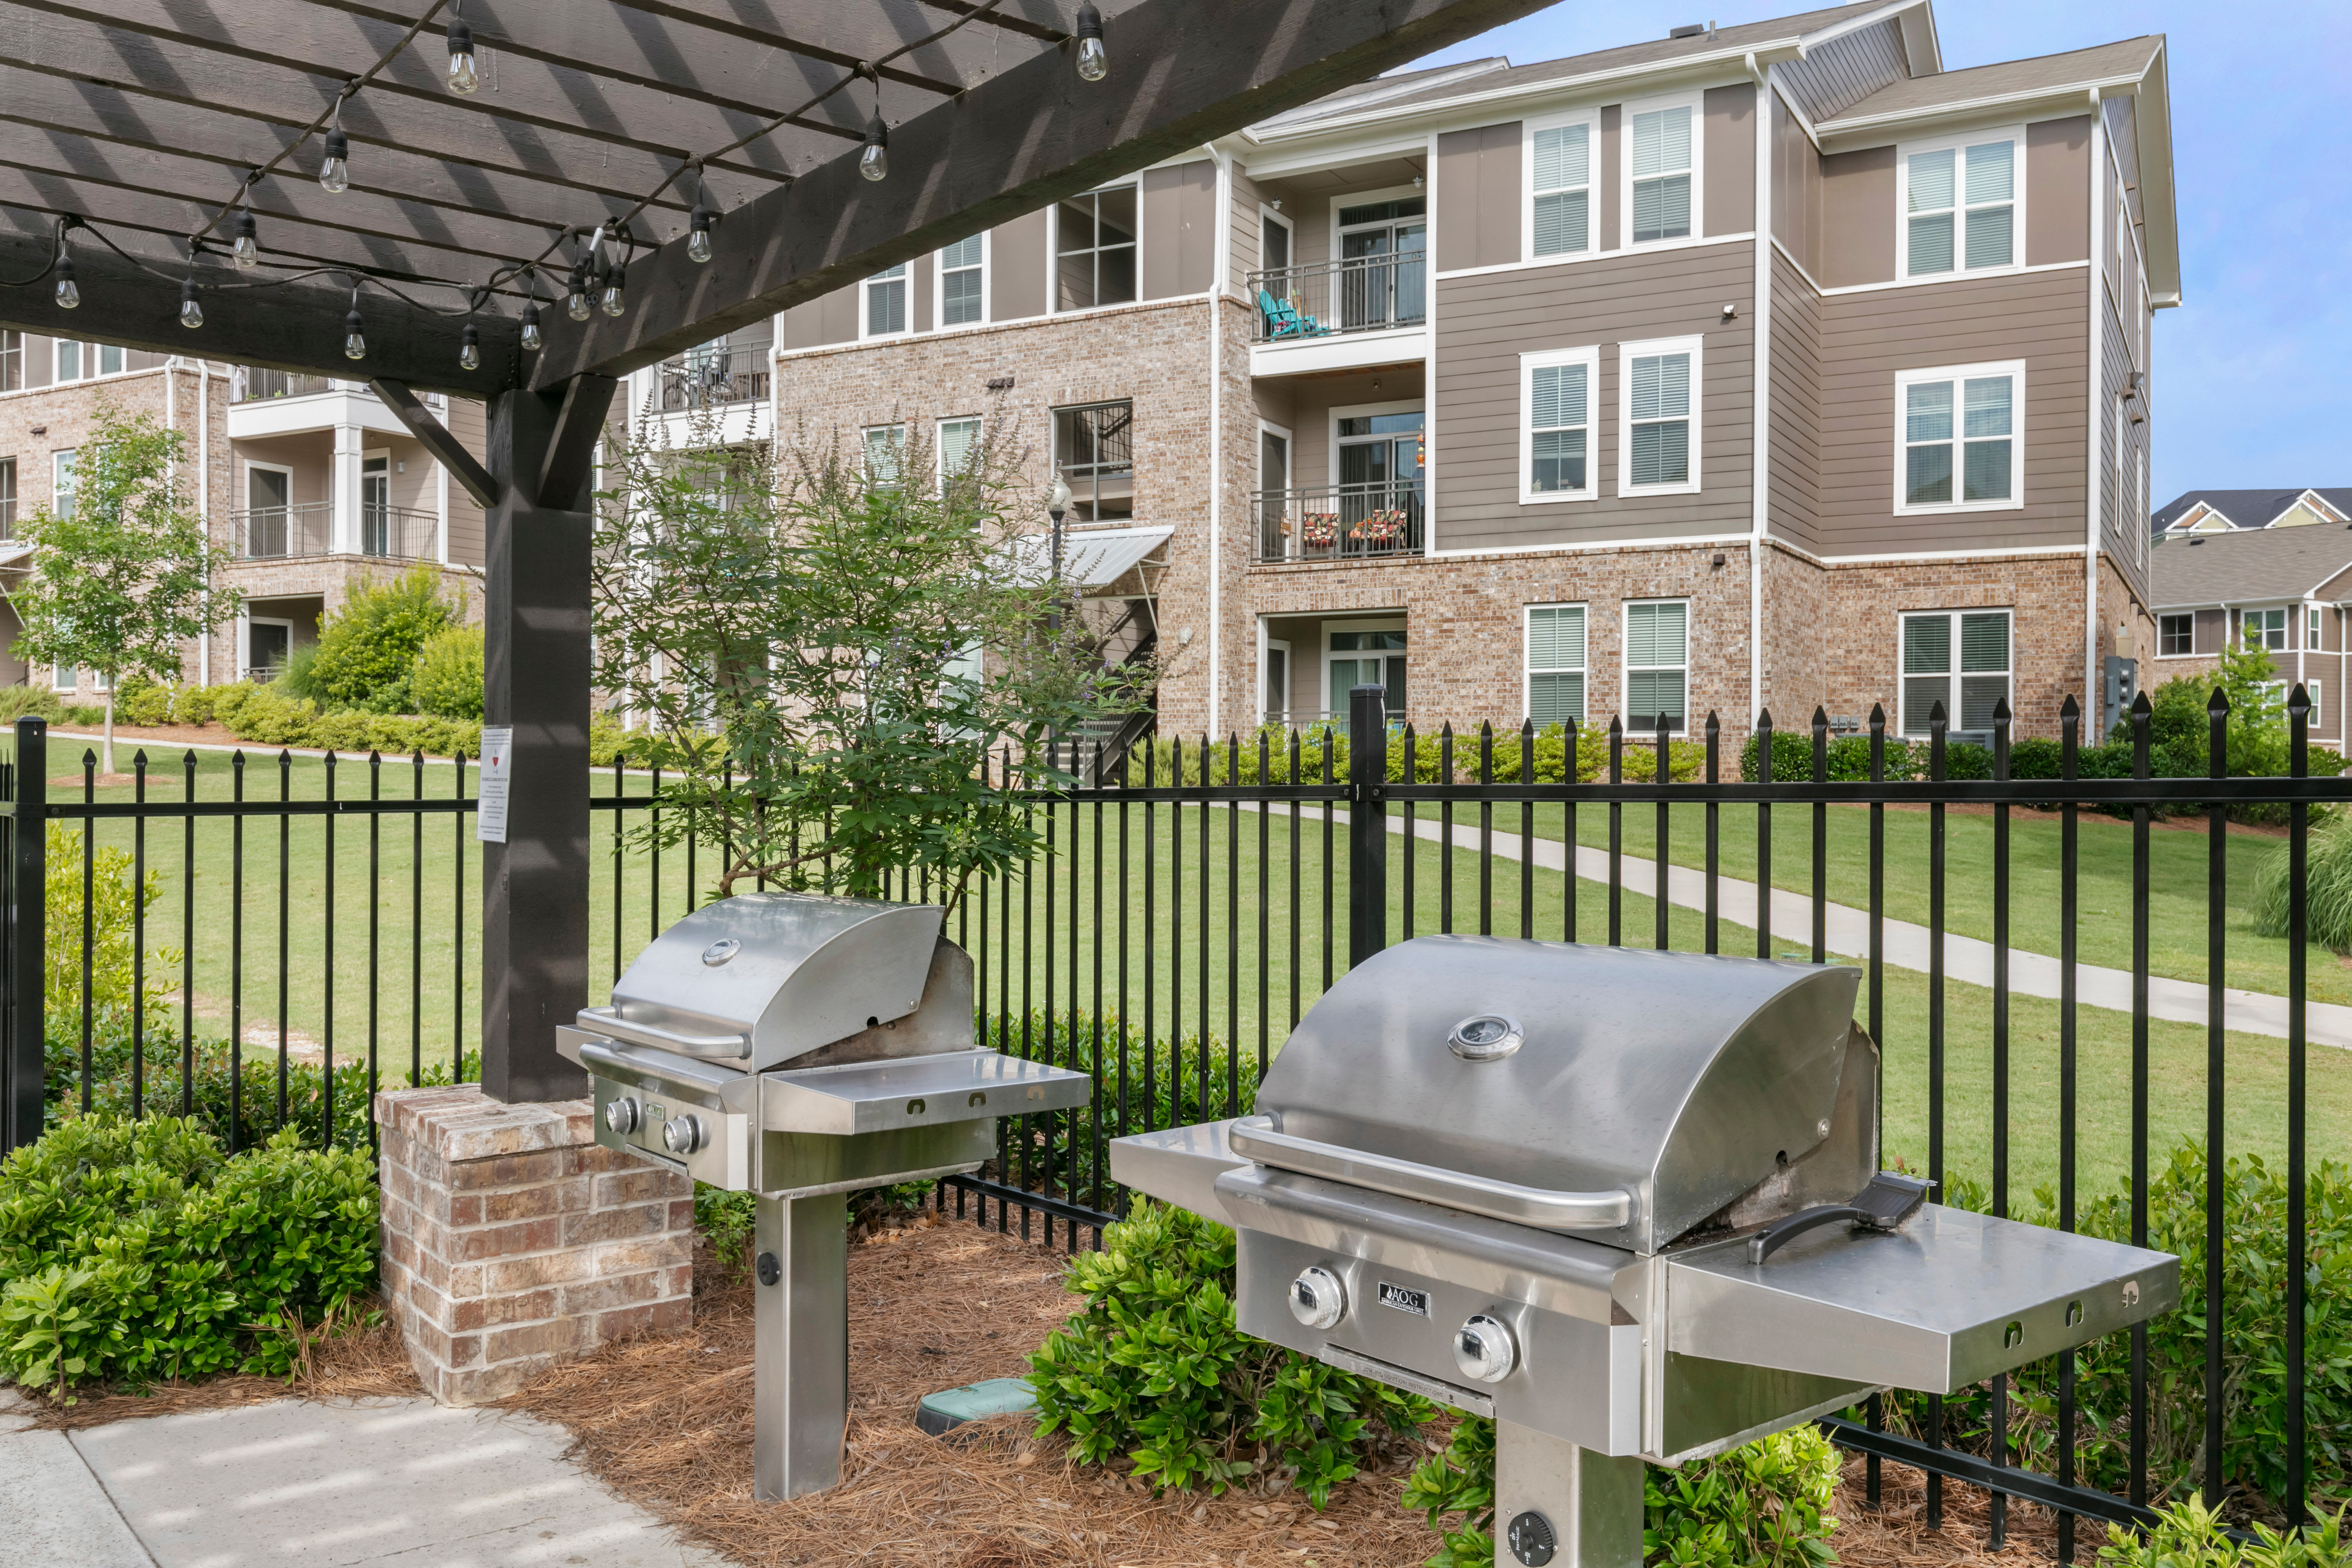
1254,482,1425,565
1246,254,1426,345
235,367,341,403
659,345,771,411
238,503,437,562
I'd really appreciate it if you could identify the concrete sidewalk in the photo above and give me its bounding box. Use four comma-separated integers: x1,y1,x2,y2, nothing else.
0,1393,731,1568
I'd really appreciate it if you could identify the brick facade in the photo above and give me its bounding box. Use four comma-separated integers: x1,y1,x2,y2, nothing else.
374,1085,693,1406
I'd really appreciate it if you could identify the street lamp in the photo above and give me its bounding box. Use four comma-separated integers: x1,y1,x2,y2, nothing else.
1047,470,1071,587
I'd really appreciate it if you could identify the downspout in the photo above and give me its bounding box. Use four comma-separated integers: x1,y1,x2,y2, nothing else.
1208,149,1230,735
2084,95,2106,713
1748,57,1773,731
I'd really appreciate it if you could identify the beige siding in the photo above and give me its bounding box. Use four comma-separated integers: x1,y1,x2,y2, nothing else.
1819,144,1895,287
1767,246,1822,554
1599,106,1621,252
1812,266,2088,556
1230,163,1265,284
1770,89,1822,277
1141,160,1218,300
1432,240,1755,554
1702,84,1756,238
2102,272,2151,608
779,286,861,351
910,247,933,334
444,395,487,567
1433,122,1521,272
233,433,332,507
1776,20,1908,123
991,208,1049,323
2027,116,2091,268
2193,607,2224,655
1279,365,1425,494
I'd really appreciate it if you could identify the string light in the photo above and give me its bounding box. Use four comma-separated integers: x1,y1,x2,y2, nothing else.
320,126,350,193
566,253,593,320
599,258,627,317
520,287,543,351
688,204,715,264
343,287,367,360
232,183,260,268
859,65,889,182
53,224,78,309
179,275,203,329
446,7,480,95
460,320,480,369
1074,4,1108,81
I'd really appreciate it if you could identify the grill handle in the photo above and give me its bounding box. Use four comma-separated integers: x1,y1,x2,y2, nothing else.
1227,1115,1632,1231
576,1005,752,1060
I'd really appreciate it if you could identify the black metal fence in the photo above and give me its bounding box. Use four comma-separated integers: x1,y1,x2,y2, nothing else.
0,685,2339,1543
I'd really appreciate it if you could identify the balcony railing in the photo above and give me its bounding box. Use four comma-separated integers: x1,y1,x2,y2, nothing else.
1246,254,1427,344
236,367,341,403
1254,482,1425,564
238,503,437,561
659,346,771,411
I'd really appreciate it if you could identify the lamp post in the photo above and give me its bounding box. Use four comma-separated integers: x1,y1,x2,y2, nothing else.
1047,469,1071,588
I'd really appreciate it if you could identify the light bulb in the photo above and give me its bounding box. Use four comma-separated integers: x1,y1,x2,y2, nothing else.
520,302,542,351
459,323,480,370
1074,4,1107,81
320,127,350,194
446,19,479,95
859,114,889,182
687,205,714,264
232,211,259,268
343,306,366,361
180,278,203,329
54,257,78,310
599,262,626,317
567,289,591,322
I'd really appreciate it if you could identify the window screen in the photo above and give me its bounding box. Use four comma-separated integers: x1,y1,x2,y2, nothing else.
1624,601,1687,732
1056,187,1138,311
1529,360,1588,494
1527,605,1586,727
940,237,984,327
1531,123,1591,257
1629,107,1693,243
865,264,907,336
1628,353,1690,487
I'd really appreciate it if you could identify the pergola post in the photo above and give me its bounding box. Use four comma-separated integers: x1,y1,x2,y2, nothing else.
478,375,614,1103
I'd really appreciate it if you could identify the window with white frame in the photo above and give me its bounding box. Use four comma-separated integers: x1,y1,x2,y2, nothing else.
54,339,80,383
52,449,75,522
1055,185,1138,311
1527,116,1594,259
96,343,122,376
2244,607,2286,652
1624,600,1687,732
1895,362,2021,513
1526,604,1586,727
1901,609,2011,736
1626,102,1695,244
938,416,980,493
862,424,905,485
862,264,908,338
0,330,19,392
939,236,985,327
0,458,13,540
2158,613,2193,657
1618,337,1700,495
2311,681,2325,728
1053,401,1133,522
1520,346,1596,502
2314,607,2326,650
52,661,77,691
1903,134,2017,277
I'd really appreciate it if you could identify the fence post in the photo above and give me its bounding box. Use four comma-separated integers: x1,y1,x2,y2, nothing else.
7,718,46,1152
1347,684,1387,969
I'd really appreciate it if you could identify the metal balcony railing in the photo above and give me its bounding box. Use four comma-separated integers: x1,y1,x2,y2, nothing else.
1246,253,1428,344
238,503,437,561
660,346,771,411
236,367,341,402
358,504,439,560
1254,482,1425,564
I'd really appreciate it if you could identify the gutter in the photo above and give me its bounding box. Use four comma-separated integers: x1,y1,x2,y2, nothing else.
1816,68,2154,140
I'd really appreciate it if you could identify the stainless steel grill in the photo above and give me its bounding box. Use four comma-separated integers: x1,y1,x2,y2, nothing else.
1112,936,2178,1568
560,893,1090,1500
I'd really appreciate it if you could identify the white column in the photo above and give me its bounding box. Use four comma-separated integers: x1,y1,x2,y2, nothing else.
331,420,364,555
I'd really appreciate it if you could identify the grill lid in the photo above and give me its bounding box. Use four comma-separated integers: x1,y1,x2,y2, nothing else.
588,894,943,1071
1253,937,1859,1253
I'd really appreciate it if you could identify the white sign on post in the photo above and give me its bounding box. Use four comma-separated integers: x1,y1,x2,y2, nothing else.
476,726,514,844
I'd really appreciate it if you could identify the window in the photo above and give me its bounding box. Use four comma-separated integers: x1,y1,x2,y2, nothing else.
1527,116,1594,258
1326,624,1405,719
0,330,19,392
1626,101,1695,244
55,340,80,382
938,416,980,493
52,662,77,692
1901,609,2011,737
2315,607,2327,650
1895,362,2022,513
1055,185,1137,311
1052,401,1132,522
1623,601,1687,732
1526,604,1586,727
1903,134,2017,276
939,236,985,327
1520,346,1596,502
52,449,75,522
862,424,905,485
97,343,123,376
1261,209,1292,275
2158,613,2193,657
862,263,908,338
1618,336,1700,495
0,458,13,539
2312,681,2325,729
2244,608,2286,652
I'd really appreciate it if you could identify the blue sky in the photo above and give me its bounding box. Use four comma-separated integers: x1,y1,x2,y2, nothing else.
1405,2,2352,509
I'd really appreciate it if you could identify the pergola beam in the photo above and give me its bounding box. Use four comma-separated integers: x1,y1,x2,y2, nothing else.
530,0,1556,385
369,377,501,506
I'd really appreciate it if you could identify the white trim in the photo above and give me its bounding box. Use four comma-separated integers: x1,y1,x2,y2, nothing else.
2155,611,2195,658
1811,542,2088,565
1897,606,2014,739
1255,417,1294,491
241,613,296,683
1620,89,1706,250
1616,334,1703,498
1426,533,1757,562
1049,179,1144,316
1820,257,2091,299
1896,123,2027,282
1326,399,1425,489
1437,229,1755,283
240,457,294,511
1619,596,1691,734
935,414,982,493
1751,70,1775,727
2085,113,2105,716
1256,204,1295,279
932,230,990,331
1521,106,1601,265
1209,150,1229,732
772,291,1214,362
1516,345,1599,505
1424,127,1442,553
1890,360,2027,516
1818,72,2152,140
1522,601,1589,726
1319,616,1406,722
1261,635,1292,727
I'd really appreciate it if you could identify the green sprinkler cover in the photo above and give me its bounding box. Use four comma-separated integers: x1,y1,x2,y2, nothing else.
915,1376,1038,1437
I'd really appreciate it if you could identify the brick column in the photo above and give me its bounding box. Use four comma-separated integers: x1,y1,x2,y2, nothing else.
374,1085,693,1405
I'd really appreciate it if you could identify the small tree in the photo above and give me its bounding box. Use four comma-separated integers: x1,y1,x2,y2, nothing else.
593,408,1141,908
2144,637,2289,776
10,400,239,773
309,565,461,712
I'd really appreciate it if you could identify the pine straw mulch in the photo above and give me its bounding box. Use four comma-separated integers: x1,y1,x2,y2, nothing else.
1828,1452,2084,1568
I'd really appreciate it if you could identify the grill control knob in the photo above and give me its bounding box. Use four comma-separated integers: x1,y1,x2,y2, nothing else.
604,1097,640,1135
662,1113,706,1156
1453,1313,1517,1384
1288,1267,1347,1330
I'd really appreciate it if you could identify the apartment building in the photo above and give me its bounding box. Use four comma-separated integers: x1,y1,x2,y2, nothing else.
2147,521,2352,751
0,332,486,692
710,0,2174,747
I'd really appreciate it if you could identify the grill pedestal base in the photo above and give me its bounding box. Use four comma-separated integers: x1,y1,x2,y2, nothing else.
754,1192,850,1500
1495,1424,1642,1568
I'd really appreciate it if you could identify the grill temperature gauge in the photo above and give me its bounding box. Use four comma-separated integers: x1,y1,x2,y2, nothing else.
1454,1312,1518,1383
1289,1267,1347,1330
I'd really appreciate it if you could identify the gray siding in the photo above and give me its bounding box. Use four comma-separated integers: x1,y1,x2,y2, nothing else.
444,395,487,567
1812,266,2089,556
1229,163,1265,284
2193,607,2224,655
1432,240,1755,554
1818,144,1895,287
779,286,859,350
1767,246,1822,553
2027,116,2091,268
1141,160,1218,300
1433,122,1521,272
992,208,1049,323
1776,19,1908,123
1599,105,1621,252
1770,89,1823,277
2103,256,2151,608
1703,84,1756,237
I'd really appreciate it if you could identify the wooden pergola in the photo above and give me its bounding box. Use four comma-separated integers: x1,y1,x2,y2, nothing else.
0,0,1546,1102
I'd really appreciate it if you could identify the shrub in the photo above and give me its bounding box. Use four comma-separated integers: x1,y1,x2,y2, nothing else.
2252,816,2352,951
43,824,173,1022
410,625,484,719
205,680,261,728
1028,1199,1433,1504
0,685,66,726
82,1043,377,1152
310,567,462,713
172,684,217,726
274,644,324,702
1405,1417,1842,1568
0,1116,378,1397
225,685,320,747
2095,1495,2352,1568
115,678,173,728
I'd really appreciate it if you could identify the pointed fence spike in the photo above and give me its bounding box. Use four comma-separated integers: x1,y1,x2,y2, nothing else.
1813,705,1829,729
2061,693,2080,717
2131,689,2152,716
2208,686,2231,715
1993,697,2012,723
1869,702,1886,726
